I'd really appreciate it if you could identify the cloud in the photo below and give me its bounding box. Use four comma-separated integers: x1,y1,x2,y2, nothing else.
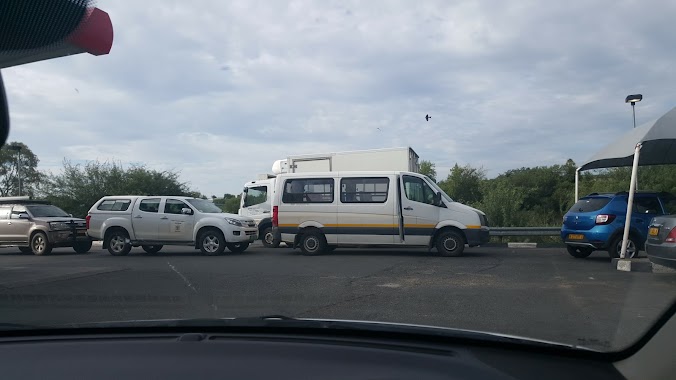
4,0,676,197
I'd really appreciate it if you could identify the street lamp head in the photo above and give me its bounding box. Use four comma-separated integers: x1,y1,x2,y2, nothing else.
625,94,643,104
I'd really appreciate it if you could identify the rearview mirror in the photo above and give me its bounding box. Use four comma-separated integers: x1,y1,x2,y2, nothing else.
11,213,29,220
181,208,193,215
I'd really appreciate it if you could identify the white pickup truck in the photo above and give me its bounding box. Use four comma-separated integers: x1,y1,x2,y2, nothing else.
86,196,258,256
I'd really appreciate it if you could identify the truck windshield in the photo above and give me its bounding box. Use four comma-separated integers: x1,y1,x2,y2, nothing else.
426,177,454,203
186,199,223,213
243,186,268,207
25,205,70,218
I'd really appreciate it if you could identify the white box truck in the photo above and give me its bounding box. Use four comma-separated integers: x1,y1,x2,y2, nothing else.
239,147,420,247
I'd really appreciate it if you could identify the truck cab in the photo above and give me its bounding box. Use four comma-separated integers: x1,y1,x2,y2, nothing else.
239,177,278,248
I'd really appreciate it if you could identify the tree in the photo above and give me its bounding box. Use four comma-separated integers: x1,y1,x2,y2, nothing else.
0,142,41,197
215,193,241,214
438,164,486,205
419,160,437,182
42,160,197,217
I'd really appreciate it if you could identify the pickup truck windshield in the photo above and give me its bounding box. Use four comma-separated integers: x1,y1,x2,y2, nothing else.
186,199,223,213
25,205,70,218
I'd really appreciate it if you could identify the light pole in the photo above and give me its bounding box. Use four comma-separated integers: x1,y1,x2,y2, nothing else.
8,145,21,196
625,94,643,128
625,94,643,191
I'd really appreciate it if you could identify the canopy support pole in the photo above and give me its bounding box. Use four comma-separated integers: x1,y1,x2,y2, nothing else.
620,143,642,259
575,167,581,203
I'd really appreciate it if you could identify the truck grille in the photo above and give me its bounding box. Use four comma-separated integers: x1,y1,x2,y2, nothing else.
245,231,257,236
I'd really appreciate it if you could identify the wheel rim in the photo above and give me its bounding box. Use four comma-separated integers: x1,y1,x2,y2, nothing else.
617,239,636,258
264,231,274,245
110,235,126,253
443,237,458,252
305,236,319,252
32,235,45,253
203,235,220,253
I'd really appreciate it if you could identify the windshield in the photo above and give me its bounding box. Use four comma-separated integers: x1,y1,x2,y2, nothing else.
1,0,675,356
25,205,70,218
186,199,224,213
426,178,453,203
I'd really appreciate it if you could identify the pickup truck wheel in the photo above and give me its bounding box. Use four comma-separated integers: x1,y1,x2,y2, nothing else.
73,240,92,254
436,230,465,257
107,230,131,256
261,227,280,248
199,229,226,256
31,232,52,256
142,245,163,254
227,242,249,253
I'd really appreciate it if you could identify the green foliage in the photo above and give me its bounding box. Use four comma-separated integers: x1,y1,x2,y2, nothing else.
42,160,196,217
419,160,437,182
438,164,486,205
0,142,41,197
213,193,241,214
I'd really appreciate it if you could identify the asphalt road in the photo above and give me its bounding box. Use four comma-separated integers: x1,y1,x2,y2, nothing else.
1,243,675,351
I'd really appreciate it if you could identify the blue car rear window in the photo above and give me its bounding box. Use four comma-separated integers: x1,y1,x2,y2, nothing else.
569,198,611,213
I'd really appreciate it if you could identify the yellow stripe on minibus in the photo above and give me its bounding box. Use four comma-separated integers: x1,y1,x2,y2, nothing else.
466,225,481,229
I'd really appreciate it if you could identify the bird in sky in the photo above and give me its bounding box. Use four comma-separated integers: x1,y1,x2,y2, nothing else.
425,114,431,121
75,88,79,94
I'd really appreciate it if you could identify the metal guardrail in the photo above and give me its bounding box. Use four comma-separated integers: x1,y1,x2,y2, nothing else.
490,227,561,236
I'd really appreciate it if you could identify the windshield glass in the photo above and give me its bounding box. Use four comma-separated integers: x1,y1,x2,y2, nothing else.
186,199,224,213
1,0,675,355
426,177,453,203
25,205,70,218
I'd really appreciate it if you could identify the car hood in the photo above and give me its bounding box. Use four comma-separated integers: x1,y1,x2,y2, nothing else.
30,316,593,352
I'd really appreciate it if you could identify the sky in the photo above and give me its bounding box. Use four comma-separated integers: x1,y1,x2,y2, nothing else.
4,0,676,196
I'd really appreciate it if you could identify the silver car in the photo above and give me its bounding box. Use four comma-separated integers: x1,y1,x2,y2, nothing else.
0,198,92,255
646,215,676,269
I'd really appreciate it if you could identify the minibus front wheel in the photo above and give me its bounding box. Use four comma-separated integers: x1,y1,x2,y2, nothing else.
436,230,465,257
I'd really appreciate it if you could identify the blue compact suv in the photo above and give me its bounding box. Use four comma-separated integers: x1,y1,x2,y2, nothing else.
561,191,676,259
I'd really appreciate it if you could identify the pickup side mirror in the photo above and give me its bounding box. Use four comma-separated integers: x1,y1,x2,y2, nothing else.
11,212,30,220
181,208,193,215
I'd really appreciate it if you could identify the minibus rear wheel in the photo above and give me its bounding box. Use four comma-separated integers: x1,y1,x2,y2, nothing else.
300,230,327,256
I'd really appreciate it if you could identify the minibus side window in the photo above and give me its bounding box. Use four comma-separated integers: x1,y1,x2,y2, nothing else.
282,178,334,203
341,177,389,203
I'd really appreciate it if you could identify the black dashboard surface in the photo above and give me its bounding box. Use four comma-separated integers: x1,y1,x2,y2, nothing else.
0,332,624,380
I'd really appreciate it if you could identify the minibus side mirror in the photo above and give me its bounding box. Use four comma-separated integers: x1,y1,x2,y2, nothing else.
433,192,443,207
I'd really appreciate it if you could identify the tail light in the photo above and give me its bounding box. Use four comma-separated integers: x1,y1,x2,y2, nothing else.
665,228,676,243
85,215,91,230
595,214,616,225
272,206,278,227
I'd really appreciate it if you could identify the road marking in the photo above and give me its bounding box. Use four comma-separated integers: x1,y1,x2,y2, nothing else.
377,283,401,288
167,262,197,293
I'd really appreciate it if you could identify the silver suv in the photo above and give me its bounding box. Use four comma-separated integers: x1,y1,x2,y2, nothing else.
0,197,92,255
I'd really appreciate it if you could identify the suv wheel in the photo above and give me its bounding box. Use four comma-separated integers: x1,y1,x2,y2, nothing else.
609,235,638,259
31,232,52,256
227,242,249,253
73,240,92,254
566,245,592,258
141,245,163,254
107,230,131,256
